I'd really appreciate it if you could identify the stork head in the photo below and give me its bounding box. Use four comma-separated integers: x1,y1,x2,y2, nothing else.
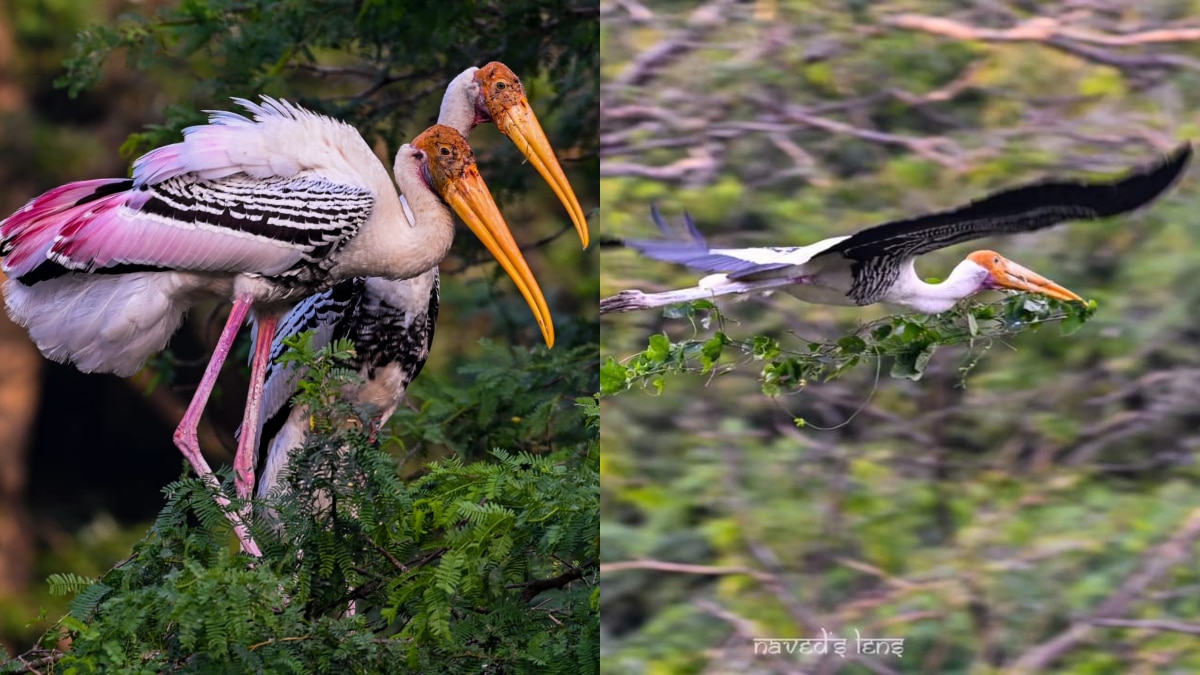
471,62,589,249
967,250,1084,303
410,124,554,347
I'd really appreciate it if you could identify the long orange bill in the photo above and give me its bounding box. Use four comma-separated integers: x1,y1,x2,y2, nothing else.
443,161,555,348
977,251,1084,303
480,64,589,249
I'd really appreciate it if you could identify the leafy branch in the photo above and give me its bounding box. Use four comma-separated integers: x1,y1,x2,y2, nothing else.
601,294,1097,398
3,337,599,674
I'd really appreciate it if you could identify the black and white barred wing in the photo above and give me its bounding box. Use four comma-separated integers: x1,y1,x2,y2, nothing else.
2,97,383,283
250,277,368,445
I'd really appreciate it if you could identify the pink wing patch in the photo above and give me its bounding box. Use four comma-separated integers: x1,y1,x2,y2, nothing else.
48,200,307,276
1,179,132,277
4,97,372,281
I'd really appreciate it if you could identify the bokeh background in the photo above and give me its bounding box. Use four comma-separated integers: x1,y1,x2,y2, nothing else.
0,0,598,656
600,1,1200,673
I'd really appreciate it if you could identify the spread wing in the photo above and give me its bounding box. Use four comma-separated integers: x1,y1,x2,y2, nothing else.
818,143,1192,264
2,97,382,283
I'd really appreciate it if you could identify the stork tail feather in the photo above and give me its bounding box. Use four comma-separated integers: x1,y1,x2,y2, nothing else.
3,273,193,376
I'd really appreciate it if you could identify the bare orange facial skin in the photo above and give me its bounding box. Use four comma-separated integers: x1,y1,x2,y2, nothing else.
411,124,476,195
473,62,589,249
410,124,554,347
476,62,528,118
967,249,1084,303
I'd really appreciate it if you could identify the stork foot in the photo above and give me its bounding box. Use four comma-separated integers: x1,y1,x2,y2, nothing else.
214,492,263,558
599,290,647,314
173,432,262,558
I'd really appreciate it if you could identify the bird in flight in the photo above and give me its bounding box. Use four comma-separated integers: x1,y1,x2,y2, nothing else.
602,144,1191,315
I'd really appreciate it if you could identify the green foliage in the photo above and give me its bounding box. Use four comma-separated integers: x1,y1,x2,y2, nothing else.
6,337,599,673
55,0,598,176
601,295,1096,397
45,574,94,598
389,337,599,461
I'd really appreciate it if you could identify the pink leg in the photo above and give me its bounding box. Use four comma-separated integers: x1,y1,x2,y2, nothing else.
234,313,279,503
173,297,262,557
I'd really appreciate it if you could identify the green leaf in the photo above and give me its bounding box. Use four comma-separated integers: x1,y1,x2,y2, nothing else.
750,335,780,360
891,343,937,380
837,335,867,354
646,334,671,362
600,358,628,396
699,333,727,373
1060,312,1086,336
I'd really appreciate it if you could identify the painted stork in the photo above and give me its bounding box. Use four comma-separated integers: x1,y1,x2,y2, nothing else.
249,63,589,506
0,102,554,555
601,144,1191,315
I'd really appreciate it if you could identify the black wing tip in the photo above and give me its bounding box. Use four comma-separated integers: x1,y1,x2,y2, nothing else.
1143,140,1192,186
1096,139,1192,217
1167,140,1193,166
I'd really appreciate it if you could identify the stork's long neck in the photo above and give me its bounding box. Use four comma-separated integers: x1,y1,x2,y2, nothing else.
332,162,454,281
885,259,989,314
438,68,479,137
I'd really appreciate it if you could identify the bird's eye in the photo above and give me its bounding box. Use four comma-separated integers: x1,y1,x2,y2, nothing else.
496,81,506,90
439,146,451,156
993,256,1000,264
413,149,426,160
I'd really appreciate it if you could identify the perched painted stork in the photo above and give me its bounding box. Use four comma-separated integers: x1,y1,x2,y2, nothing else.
249,63,590,505
0,100,553,555
601,144,1191,315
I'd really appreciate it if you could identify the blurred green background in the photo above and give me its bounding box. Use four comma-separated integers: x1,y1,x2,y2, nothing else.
600,1,1200,673
0,0,598,657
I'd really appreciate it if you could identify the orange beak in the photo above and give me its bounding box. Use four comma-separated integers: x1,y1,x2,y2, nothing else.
416,124,554,347
970,250,1084,303
442,165,555,348
478,63,589,249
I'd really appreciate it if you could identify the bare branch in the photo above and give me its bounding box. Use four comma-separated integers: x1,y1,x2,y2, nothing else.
600,559,774,582
1087,617,1200,635
885,14,1200,46
613,0,741,88
1010,505,1200,671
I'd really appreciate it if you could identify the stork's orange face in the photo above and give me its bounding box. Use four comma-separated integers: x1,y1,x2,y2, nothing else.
412,124,554,347
474,62,589,249
968,250,1084,303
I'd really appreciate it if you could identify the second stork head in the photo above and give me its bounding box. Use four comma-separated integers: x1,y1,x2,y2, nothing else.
440,61,589,249
397,124,554,347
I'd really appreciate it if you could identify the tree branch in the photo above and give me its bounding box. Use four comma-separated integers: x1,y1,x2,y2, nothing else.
885,14,1200,46
1010,505,1200,671
1087,617,1200,635
510,558,597,601
600,559,774,582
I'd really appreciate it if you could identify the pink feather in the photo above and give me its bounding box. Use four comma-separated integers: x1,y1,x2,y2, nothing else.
1,180,131,277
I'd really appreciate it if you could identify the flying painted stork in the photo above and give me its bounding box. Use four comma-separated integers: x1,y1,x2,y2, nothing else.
249,63,589,506
0,100,557,555
601,144,1191,315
